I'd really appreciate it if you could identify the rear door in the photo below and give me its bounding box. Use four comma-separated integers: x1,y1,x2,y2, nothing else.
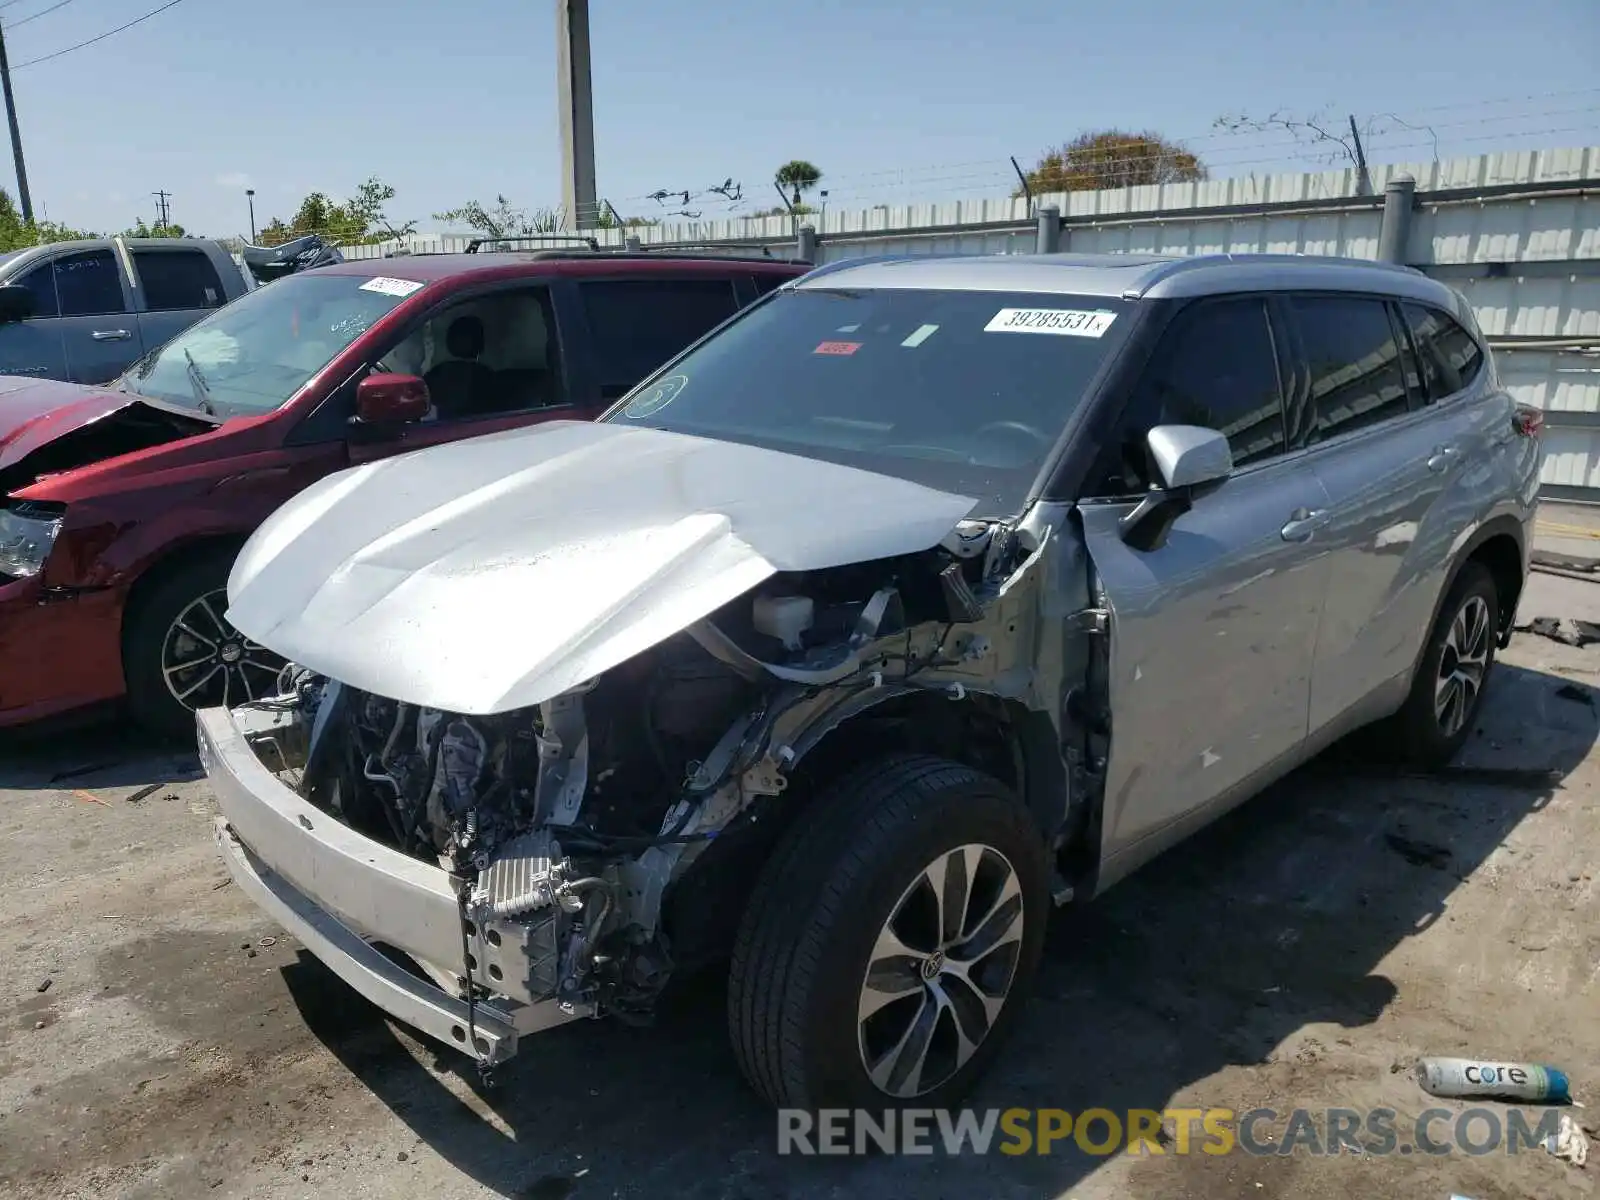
573,274,743,405
1080,295,1331,867
56,248,142,384
0,256,67,380
129,244,230,354
1283,292,1482,735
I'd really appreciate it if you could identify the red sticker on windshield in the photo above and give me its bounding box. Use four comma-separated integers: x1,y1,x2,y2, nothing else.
813,340,862,356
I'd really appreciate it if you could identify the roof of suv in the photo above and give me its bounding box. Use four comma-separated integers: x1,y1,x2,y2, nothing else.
794,252,1458,309
313,252,808,284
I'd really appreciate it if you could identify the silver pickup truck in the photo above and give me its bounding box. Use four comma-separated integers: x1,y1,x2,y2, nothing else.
0,236,249,385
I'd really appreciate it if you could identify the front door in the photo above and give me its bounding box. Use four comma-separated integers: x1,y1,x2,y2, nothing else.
129,244,230,356
56,248,144,384
0,257,66,380
345,282,580,466
1078,295,1331,871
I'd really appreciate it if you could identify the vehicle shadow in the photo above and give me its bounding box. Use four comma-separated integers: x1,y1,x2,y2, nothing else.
278,659,1596,1199
0,715,199,793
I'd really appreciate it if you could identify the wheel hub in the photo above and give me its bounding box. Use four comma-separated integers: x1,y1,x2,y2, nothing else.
855,842,1026,1099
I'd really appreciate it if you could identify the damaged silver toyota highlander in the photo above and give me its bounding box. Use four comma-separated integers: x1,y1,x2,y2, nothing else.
199,252,1541,1110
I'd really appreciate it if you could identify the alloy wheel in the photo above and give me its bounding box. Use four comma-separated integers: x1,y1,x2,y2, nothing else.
855,843,1026,1098
160,588,285,711
1434,593,1491,738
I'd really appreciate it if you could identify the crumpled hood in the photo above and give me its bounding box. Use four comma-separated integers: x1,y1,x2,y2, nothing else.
226,419,979,714
0,375,136,471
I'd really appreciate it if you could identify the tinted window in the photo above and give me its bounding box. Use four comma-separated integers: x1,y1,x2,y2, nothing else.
133,249,227,312
751,273,787,297
607,287,1135,517
15,261,58,319
582,278,740,397
1119,297,1286,484
1403,303,1483,401
1290,295,1411,441
54,250,125,317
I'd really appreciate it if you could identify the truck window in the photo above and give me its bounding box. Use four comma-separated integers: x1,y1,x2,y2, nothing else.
15,260,59,319
54,249,126,317
133,249,227,312
580,278,740,398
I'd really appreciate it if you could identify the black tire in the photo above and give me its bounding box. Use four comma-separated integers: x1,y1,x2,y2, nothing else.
1384,561,1500,769
728,754,1049,1111
123,550,282,739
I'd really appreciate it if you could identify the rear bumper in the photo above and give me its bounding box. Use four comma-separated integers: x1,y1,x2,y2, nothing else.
0,576,126,727
197,704,586,1066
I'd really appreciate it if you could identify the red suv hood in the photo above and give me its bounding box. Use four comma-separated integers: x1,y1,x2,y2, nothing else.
0,375,138,471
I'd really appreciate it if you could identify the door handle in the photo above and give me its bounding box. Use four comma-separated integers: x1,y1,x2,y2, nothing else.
1426,445,1461,473
1281,507,1326,543
91,329,131,341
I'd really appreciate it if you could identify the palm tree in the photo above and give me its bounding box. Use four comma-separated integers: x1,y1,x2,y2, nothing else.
775,160,823,208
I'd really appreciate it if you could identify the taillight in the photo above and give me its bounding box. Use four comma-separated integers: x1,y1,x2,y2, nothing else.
1513,404,1544,438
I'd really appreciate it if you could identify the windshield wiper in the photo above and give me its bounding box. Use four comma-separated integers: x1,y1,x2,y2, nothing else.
182,348,218,416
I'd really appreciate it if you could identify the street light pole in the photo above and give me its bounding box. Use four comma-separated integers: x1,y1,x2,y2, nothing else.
0,24,33,223
245,189,256,242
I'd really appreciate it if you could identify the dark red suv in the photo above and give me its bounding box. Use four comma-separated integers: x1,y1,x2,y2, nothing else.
0,249,809,734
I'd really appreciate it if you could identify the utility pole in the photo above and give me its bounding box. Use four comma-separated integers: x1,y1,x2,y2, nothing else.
1348,114,1373,197
0,24,33,222
556,0,596,232
153,190,172,229
245,188,257,241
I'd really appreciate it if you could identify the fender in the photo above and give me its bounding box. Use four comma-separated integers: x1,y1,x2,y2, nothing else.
1413,512,1527,670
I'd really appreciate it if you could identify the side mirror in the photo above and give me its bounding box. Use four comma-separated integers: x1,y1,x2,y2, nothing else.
353,372,430,431
1118,425,1233,552
0,284,35,324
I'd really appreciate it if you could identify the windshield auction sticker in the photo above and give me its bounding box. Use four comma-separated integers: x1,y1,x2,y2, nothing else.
984,308,1117,337
359,276,425,298
813,340,863,356
623,373,689,418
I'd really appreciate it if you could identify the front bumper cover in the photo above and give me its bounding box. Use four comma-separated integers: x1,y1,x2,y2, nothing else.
197,705,586,1066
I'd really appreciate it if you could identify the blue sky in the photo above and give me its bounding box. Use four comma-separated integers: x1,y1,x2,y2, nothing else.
7,0,1598,237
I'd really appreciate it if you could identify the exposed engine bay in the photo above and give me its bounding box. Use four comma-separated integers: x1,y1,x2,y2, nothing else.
225,510,1086,1053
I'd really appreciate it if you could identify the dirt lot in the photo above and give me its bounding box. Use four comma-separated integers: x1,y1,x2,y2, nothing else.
2,573,1597,1200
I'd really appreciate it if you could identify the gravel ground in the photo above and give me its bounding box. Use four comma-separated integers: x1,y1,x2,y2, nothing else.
1,573,1597,1200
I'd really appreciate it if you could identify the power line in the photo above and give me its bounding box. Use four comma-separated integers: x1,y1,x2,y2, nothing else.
13,0,188,69
5,0,79,31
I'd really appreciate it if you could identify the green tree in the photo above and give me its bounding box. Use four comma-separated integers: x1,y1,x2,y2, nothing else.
0,187,97,251
774,160,822,207
1015,130,1206,196
124,218,189,238
255,176,411,246
433,195,563,240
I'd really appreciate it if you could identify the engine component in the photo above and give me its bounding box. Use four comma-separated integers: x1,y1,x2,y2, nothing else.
469,830,582,920
752,594,814,651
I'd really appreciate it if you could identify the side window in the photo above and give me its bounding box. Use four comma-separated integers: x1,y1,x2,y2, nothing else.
1403,303,1483,401
751,273,787,297
133,249,227,312
580,278,740,398
1289,294,1411,441
1096,298,1286,495
387,286,565,421
54,250,126,317
15,260,59,319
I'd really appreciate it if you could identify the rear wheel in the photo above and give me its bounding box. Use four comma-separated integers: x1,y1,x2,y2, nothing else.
728,754,1049,1110
123,552,286,738
1385,561,1500,769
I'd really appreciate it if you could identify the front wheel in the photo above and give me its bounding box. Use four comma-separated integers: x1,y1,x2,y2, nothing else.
728,755,1049,1111
1385,561,1500,769
122,552,287,738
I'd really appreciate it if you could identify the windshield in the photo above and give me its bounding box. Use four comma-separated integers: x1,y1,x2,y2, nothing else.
118,271,422,416
605,286,1136,515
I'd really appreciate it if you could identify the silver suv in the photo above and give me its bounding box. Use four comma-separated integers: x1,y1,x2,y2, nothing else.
198,252,1543,1112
